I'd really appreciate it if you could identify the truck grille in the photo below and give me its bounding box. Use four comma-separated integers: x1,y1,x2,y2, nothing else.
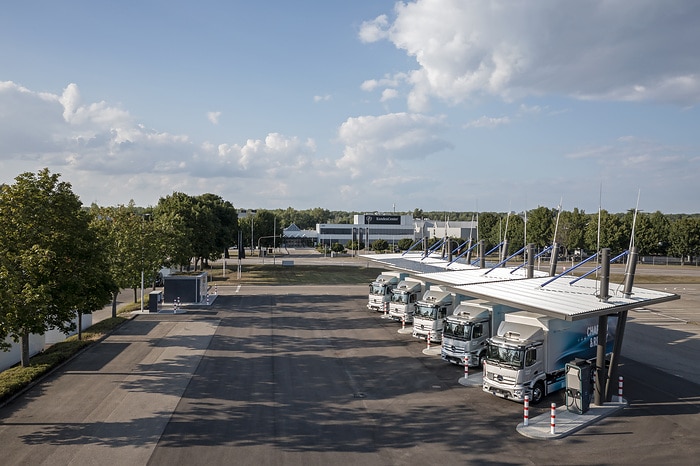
485,371,516,384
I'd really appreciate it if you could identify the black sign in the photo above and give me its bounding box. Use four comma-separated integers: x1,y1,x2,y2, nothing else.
365,215,400,225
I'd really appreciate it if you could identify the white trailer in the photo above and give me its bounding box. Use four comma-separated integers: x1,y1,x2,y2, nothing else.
387,279,425,323
482,311,615,403
367,271,407,312
412,286,459,343
440,300,510,367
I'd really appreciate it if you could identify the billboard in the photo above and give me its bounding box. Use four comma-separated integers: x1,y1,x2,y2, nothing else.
365,214,401,225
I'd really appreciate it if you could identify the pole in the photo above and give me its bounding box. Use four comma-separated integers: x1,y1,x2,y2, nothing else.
523,396,530,426
550,403,556,434
140,270,144,312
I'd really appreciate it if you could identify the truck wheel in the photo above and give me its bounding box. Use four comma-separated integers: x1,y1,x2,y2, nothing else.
531,382,545,404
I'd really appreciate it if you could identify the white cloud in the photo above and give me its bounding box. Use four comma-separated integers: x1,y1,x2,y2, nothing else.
207,111,222,124
380,88,399,102
358,14,390,43
336,112,452,176
464,115,511,129
0,81,330,207
361,0,700,108
313,94,331,102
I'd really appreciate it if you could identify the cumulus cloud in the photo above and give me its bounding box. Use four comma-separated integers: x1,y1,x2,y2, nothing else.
207,111,222,124
359,0,700,109
313,94,331,102
336,112,452,176
0,81,328,206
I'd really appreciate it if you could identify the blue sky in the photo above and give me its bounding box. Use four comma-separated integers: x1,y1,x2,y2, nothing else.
1,1,699,214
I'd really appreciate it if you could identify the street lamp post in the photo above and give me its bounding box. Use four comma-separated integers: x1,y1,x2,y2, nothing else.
140,213,151,312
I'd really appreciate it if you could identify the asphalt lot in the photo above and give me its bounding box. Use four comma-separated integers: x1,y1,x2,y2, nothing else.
1,252,699,465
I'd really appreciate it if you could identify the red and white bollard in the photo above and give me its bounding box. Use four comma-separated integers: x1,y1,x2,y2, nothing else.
427,331,431,350
384,302,389,316
401,315,405,330
463,356,469,378
550,403,556,434
618,376,624,399
523,395,530,426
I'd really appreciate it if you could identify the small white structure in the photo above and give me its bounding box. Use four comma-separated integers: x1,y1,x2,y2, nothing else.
0,314,93,371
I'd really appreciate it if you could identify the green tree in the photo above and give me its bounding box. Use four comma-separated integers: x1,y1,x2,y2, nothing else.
397,238,415,251
372,239,389,251
668,216,700,264
527,207,555,248
196,194,238,259
155,192,236,270
91,203,177,313
557,208,588,256
584,210,628,254
634,211,669,255
0,169,113,366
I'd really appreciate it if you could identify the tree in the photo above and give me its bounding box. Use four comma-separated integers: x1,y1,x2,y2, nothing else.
527,207,555,249
372,239,389,251
557,208,588,256
634,211,669,255
0,169,113,366
584,210,628,254
397,238,415,251
90,203,176,313
668,216,700,264
154,192,237,270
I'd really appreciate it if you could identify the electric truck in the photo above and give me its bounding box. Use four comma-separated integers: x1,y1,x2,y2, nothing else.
482,311,615,403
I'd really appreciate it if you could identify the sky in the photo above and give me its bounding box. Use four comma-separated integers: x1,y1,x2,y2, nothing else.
1,1,699,215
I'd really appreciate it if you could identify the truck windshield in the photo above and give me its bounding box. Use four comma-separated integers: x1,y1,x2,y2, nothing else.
391,292,409,304
486,344,523,369
415,303,437,320
369,284,386,296
443,321,471,340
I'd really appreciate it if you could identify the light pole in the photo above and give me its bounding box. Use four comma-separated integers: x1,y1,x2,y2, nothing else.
140,213,151,312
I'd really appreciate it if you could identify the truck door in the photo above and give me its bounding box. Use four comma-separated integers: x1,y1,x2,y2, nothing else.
523,347,542,381
472,323,485,348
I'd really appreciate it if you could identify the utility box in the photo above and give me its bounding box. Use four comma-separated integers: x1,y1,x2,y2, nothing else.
566,358,592,414
148,290,163,313
164,273,208,304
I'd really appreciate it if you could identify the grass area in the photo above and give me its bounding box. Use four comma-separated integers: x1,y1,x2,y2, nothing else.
208,264,384,285
0,311,132,403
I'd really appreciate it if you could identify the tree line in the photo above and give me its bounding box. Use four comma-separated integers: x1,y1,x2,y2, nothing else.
268,206,699,262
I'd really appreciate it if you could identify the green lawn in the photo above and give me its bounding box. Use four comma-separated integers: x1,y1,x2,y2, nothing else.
209,264,384,285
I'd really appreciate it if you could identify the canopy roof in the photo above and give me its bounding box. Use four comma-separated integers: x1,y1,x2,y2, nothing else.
362,253,679,321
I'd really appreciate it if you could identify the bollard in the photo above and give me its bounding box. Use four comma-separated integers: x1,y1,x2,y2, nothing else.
215,284,218,295
384,302,389,316
464,356,469,378
401,315,405,330
523,395,530,426
427,331,431,350
206,294,209,305
550,403,556,434
618,376,624,399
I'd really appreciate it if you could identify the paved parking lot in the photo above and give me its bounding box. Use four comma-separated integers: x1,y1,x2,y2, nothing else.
0,279,698,465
